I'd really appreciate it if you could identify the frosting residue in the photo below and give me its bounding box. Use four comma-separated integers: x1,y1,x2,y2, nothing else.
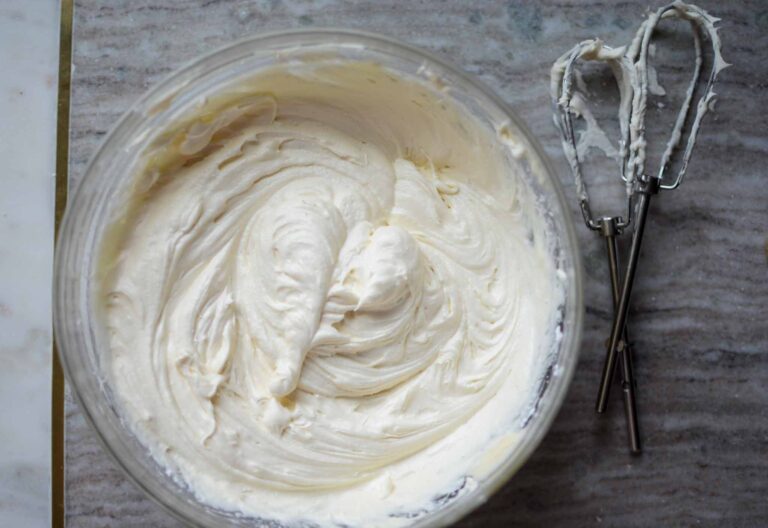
551,0,727,203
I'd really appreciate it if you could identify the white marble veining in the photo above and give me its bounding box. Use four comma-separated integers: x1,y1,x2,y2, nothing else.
0,1,59,526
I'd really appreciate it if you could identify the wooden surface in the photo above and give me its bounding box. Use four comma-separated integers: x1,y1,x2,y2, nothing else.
64,1,768,526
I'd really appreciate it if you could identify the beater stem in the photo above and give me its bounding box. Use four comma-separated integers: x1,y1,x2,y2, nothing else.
596,178,659,415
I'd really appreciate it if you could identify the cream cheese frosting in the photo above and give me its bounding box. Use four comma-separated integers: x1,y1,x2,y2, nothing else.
100,60,563,526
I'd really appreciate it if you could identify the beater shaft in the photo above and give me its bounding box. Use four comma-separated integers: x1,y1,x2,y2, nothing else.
596,178,659,415
601,218,641,453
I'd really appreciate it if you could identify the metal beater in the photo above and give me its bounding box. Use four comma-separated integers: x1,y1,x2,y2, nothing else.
551,2,726,452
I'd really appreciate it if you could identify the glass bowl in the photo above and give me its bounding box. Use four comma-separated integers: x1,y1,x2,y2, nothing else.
54,29,583,527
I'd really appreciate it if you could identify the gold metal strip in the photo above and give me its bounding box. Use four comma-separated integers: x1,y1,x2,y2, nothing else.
53,0,73,526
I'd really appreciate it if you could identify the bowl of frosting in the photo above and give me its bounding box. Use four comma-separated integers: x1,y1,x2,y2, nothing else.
54,30,583,527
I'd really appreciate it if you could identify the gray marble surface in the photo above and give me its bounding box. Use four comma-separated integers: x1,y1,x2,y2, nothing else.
65,1,768,526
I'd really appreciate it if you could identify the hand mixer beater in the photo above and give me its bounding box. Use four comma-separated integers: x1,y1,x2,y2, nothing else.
551,1,727,453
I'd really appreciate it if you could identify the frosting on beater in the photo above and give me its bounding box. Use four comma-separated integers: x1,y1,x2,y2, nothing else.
550,0,727,201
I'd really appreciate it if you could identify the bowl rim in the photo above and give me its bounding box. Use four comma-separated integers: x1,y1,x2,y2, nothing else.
54,27,583,528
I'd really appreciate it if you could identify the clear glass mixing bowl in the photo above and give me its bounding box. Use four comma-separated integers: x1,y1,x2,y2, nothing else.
54,29,583,527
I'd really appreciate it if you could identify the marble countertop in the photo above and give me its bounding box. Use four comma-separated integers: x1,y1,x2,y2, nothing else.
63,1,767,526
0,1,59,526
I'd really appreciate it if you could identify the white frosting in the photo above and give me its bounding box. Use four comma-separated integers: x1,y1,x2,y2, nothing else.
100,61,561,526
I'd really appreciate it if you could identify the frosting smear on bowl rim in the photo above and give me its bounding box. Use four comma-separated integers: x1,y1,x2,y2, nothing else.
100,60,563,527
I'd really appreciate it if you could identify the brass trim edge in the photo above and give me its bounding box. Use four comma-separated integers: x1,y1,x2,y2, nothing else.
53,0,73,526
